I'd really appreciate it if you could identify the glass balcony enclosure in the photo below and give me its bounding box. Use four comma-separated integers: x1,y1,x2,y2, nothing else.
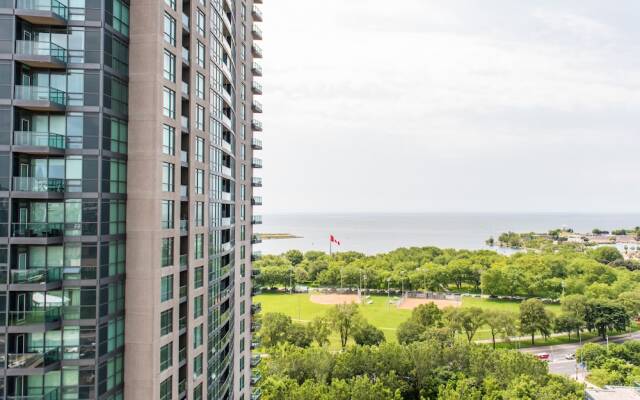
15,40,67,63
11,199,97,237
15,0,69,21
13,111,90,150
15,85,66,106
12,156,84,193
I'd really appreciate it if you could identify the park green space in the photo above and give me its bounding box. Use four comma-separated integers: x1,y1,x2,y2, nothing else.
254,292,568,346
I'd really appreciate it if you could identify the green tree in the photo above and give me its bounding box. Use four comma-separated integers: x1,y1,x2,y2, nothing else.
484,310,517,348
287,323,313,348
411,303,443,327
519,299,552,345
437,377,482,400
590,246,623,264
260,312,292,347
584,299,630,339
444,307,485,343
284,249,304,266
308,316,332,347
352,322,385,346
561,294,587,339
618,290,640,317
328,303,362,348
554,313,581,340
396,319,425,345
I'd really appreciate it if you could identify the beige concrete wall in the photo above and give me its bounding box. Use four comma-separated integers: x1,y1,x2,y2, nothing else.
125,0,167,398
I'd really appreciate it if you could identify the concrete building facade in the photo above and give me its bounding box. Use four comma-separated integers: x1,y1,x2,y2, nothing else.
0,0,262,398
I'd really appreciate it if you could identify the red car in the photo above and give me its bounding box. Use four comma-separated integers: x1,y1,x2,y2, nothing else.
535,353,550,362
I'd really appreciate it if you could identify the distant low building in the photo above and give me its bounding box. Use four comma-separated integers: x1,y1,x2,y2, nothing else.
585,386,640,400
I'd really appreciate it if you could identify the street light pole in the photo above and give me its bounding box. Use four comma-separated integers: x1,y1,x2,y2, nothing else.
387,278,390,308
289,267,293,294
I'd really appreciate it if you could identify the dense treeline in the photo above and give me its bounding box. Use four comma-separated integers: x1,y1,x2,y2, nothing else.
577,341,640,386
258,339,584,400
255,246,640,300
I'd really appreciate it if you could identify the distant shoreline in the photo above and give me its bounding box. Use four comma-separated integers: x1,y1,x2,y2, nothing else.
260,233,302,240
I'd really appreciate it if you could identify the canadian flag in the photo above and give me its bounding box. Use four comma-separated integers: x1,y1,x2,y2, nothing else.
330,235,341,246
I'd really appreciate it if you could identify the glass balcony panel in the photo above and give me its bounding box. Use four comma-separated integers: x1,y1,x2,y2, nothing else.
16,0,68,19
7,347,60,369
9,267,62,284
13,177,65,193
6,387,60,400
15,86,67,106
15,40,67,62
11,222,64,238
13,131,65,148
7,308,61,326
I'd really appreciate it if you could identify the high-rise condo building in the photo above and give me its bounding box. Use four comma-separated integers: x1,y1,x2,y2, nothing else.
0,0,263,399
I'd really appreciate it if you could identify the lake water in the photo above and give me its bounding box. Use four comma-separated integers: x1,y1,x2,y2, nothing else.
257,213,640,255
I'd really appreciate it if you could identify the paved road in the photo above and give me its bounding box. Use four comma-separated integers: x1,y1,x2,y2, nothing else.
519,331,640,377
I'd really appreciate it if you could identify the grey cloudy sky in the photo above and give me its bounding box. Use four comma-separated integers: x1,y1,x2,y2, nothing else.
258,0,640,214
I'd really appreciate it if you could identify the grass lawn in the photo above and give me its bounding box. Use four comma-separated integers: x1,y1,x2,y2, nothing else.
254,292,567,345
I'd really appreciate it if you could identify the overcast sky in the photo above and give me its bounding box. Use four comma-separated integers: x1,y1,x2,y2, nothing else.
258,0,640,214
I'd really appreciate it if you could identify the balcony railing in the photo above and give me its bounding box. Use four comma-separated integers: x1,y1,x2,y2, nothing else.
181,115,189,131
221,114,233,129
8,308,61,326
180,219,188,235
13,177,64,193
221,165,233,177
252,215,263,225
182,13,190,32
250,354,261,368
221,138,233,153
181,47,190,64
252,119,263,131
251,251,262,261
252,177,262,187
252,43,263,58
13,131,65,149
179,285,187,299
252,388,262,400
15,85,66,106
181,81,189,97
11,222,63,238
7,347,60,369
6,387,59,400
221,191,233,201
252,81,263,95
252,138,263,150
180,150,188,164
221,88,233,105
16,0,68,20
179,254,188,268
180,185,188,197
252,158,263,168
252,234,262,244
251,372,262,385
252,100,263,113
252,196,263,206
252,24,263,40
179,315,187,331
11,222,97,238
252,62,263,76
252,5,263,22
6,267,62,285
15,40,67,63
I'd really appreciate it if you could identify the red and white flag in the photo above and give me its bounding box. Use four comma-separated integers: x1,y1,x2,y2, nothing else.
330,235,341,246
